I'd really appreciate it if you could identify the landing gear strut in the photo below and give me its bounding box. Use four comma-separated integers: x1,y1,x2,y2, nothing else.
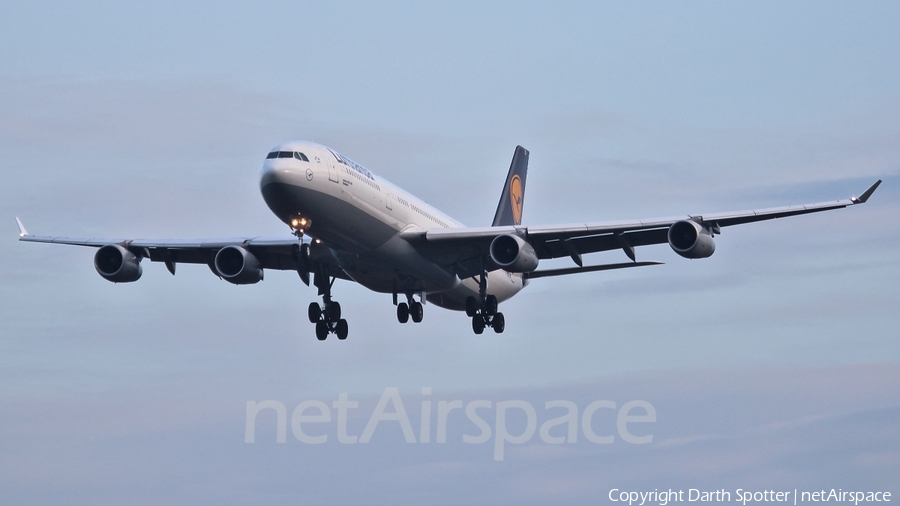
466,271,505,334
308,267,348,340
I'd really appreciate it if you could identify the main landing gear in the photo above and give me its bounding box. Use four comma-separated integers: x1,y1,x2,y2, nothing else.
395,293,424,324
291,231,345,341
466,271,505,335
308,267,348,341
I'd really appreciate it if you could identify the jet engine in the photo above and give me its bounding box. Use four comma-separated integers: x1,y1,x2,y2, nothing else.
214,245,264,284
94,244,143,283
668,220,716,259
490,234,539,272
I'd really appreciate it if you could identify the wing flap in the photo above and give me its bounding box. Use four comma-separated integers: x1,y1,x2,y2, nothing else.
536,228,670,260
524,261,663,279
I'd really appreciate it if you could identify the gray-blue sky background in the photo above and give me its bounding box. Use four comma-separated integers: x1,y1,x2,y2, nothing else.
1,1,898,504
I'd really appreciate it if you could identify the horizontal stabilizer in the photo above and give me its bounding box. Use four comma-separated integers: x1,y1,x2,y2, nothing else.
524,261,663,279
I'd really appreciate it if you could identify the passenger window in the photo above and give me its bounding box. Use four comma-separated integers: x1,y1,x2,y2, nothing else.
266,152,278,159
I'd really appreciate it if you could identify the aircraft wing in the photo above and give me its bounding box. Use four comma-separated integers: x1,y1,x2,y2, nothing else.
402,180,882,279
16,222,352,281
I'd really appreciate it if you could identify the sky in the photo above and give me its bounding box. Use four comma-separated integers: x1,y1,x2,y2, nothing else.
1,1,898,504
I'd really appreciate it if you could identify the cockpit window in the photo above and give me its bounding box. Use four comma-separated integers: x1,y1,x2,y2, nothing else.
266,150,309,161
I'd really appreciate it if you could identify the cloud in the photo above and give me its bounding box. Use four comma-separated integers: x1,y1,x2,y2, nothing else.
4,363,896,504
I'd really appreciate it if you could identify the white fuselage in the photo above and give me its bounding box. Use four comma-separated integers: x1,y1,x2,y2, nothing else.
259,141,525,311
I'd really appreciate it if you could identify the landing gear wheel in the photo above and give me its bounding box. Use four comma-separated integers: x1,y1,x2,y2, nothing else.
484,295,498,315
397,302,409,324
325,301,341,322
308,302,322,324
410,301,424,323
465,296,478,317
315,321,328,341
311,268,349,341
492,312,505,333
335,319,349,340
472,315,485,335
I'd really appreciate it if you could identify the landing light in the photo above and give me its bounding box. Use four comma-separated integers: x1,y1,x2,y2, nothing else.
290,216,311,236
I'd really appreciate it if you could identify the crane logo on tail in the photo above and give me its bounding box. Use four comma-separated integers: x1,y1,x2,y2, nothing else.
491,145,528,227
509,175,524,225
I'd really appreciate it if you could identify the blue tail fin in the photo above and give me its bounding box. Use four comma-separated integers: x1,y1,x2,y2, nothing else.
492,146,529,226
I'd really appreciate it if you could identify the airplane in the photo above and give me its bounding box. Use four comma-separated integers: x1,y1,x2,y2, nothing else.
17,141,882,340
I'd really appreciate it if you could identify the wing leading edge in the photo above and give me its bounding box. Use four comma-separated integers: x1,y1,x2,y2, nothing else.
403,179,882,278
14,227,355,281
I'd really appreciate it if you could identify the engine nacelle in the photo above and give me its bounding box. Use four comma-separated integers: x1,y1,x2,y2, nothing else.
214,246,263,284
490,234,539,272
668,220,716,259
94,244,143,283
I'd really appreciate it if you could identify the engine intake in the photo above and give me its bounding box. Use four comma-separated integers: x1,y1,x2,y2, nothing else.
94,244,143,283
214,246,264,284
668,220,716,259
490,234,539,272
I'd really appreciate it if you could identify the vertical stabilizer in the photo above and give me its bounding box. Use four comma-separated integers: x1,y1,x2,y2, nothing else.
492,146,529,226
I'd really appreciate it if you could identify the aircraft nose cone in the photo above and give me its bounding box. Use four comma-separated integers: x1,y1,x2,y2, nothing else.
259,162,283,187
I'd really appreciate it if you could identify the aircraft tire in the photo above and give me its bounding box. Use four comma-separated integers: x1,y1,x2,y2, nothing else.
472,315,485,335
492,312,505,334
315,321,328,340
336,319,349,340
325,301,341,322
308,302,322,324
397,302,409,324
410,301,423,323
465,297,478,317
485,295,498,315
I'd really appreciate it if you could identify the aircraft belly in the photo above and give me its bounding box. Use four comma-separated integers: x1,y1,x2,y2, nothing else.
261,181,396,251
427,270,525,311
337,234,461,294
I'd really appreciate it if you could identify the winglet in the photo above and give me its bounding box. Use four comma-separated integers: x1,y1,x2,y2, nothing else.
852,179,882,204
15,217,28,237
